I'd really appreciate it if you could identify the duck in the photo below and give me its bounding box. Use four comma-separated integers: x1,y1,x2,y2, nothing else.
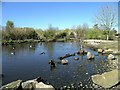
49,60,56,67
11,52,15,55
40,52,45,55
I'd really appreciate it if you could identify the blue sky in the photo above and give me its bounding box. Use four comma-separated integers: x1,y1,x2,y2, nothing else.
2,2,117,30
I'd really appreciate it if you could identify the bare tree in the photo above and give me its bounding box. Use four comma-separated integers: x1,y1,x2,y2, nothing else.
94,5,118,40
76,24,88,40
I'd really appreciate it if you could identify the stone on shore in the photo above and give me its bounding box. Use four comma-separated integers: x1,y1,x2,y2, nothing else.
91,69,120,88
35,82,55,90
22,79,38,89
107,54,115,60
1,76,55,90
1,80,22,90
113,51,120,55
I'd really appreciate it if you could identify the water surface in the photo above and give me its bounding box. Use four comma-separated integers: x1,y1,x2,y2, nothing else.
2,42,110,88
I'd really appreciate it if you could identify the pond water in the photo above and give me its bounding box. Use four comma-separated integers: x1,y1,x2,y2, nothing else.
2,42,112,88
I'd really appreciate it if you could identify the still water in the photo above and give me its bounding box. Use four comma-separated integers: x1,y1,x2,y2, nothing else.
2,42,109,88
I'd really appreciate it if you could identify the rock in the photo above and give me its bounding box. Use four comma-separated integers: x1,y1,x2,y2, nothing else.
80,83,83,87
85,85,88,88
113,51,120,55
91,69,120,88
87,52,91,56
35,82,55,90
58,59,68,65
35,77,46,83
88,55,94,60
87,52,94,60
63,86,67,89
98,49,103,53
1,80,22,90
71,85,74,88
103,49,113,54
107,54,115,60
58,53,75,60
22,79,38,90
61,59,68,65
74,58,79,60
67,86,70,89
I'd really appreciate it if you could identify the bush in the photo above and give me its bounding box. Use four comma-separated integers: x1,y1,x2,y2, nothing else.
85,29,106,40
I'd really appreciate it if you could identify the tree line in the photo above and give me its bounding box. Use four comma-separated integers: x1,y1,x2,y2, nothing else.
2,20,117,41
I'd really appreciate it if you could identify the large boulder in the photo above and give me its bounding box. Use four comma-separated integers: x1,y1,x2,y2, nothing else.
87,52,94,60
1,78,55,90
35,82,55,90
1,80,22,90
91,69,120,88
107,54,115,60
22,79,38,90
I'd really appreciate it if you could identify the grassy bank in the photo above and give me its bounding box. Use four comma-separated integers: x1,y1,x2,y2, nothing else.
83,40,119,53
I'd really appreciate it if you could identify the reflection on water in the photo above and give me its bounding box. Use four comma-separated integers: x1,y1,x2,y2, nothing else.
50,66,57,71
2,42,116,88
